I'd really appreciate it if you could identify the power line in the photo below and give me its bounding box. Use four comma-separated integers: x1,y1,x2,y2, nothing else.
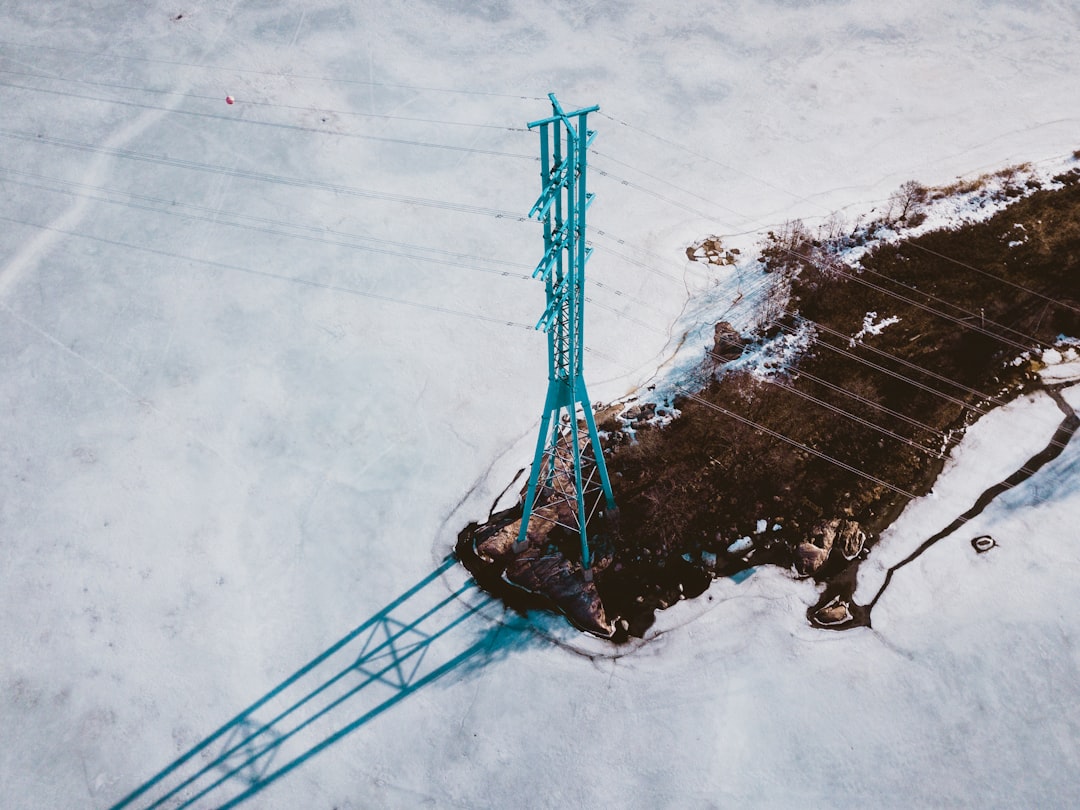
589,161,728,222
776,320,983,414
589,241,691,289
1,168,667,313
668,326,948,460
0,79,535,161
0,39,548,101
856,252,1056,347
781,322,1071,456
832,261,1045,354
752,237,1048,356
699,277,1006,441
0,128,534,221
596,110,823,216
591,280,1071,506
590,143,1067,355
732,358,947,461
903,239,1080,316
585,343,920,501
592,149,753,227
786,364,950,440
0,66,529,131
791,320,1072,455
583,255,958,452
792,313,1006,408
582,113,1075,500
589,155,1061,359
0,169,535,281
597,107,1080,328
688,242,1050,425
0,213,536,331
676,386,921,500
704,334,951,442
587,278,950,464
31,51,1051,355
4,62,1062,468
30,82,997,345
593,215,1049,453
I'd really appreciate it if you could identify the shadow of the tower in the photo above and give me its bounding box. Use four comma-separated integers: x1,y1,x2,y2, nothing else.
108,555,530,809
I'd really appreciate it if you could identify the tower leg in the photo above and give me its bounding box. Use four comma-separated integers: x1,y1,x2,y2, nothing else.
542,407,561,490
516,393,611,580
568,409,591,575
577,378,617,511
514,405,554,553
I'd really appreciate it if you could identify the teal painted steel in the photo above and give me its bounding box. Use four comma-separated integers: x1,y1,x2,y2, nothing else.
515,94,617,577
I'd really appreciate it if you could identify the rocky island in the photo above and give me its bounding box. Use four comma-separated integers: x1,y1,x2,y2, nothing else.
459,156,1080,641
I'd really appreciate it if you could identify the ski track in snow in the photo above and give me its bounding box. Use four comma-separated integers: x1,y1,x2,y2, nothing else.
0,2,243,298
0,106,171,297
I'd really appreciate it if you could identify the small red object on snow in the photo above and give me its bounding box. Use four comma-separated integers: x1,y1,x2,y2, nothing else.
225,95,234,105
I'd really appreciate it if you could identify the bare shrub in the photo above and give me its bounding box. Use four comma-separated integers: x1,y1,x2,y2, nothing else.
885,180,928,225
757,268,792,333
758,220,812,272
754,218,855,332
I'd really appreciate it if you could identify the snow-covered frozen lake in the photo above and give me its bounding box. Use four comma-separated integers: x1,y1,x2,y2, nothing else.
2,1,1079,806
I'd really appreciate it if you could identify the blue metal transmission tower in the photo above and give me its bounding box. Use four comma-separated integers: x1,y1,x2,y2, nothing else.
514,94,617,580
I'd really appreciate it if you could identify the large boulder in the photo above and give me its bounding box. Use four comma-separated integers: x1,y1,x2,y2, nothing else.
813,598,853,626
801,519,838,574
795,518,866,576
709,321,747,363
835,520,866,561
795,539,832,576
475,519,519,564
505,552,614,638
622,402,657,424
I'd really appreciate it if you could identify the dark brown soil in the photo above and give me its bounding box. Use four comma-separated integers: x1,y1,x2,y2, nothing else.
460,164,1080,640
592,167,1080,636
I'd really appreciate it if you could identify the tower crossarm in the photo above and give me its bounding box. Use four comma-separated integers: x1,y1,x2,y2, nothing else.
532,221,569,281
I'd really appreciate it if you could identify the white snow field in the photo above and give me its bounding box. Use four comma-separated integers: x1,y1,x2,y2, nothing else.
2,1,1080,807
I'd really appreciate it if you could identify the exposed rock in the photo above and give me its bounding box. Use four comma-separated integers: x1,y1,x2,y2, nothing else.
709,321,747,364
593,401,624,430
814,598,853,626
475,519,519,564
834,520,866,561
506,551,614,638
796,518,865,575
795,541,831,576
686,236,740,266
795,520,837,575
623,402,657,423
471,515,615,638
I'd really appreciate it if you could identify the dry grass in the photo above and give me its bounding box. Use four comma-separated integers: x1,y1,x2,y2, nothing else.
595,178,1080,635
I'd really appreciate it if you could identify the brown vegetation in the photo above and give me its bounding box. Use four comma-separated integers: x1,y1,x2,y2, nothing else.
593,172,1080,638
459,166,1080,641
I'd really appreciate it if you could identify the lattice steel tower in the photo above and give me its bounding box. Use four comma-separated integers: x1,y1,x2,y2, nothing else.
514,94,617,579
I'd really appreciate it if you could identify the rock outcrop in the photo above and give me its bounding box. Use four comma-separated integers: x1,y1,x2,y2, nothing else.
474,516,614,638
708,321,747,365
795,518,865,576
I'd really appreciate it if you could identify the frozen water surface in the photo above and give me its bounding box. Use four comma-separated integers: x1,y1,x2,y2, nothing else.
2,1,1080,806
